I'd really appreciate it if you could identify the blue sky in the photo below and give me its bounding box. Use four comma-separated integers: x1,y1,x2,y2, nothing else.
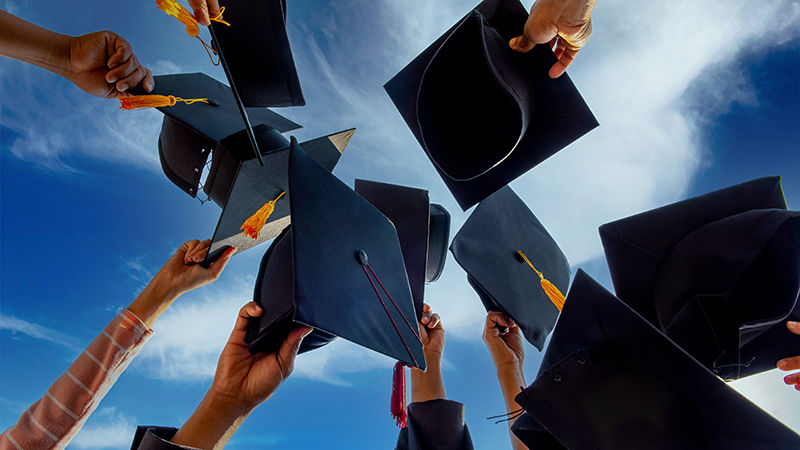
1,0,799,448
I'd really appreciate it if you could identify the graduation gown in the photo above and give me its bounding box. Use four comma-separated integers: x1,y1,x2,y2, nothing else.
129,426,193,450
395,399,474,450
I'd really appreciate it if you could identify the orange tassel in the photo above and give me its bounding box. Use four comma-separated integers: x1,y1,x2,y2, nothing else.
241,192,285,240
154,0,230,64
516,250,566,311
118,95,209,110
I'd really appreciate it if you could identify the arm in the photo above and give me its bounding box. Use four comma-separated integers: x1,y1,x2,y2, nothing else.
0,10,154,97
0,240,234,450
509,0,597,78
169,302,311,449
483,312,528,450
778,321,800,391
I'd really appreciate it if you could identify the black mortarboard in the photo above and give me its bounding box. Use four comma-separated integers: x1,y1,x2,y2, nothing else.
209,0,304,107
450,186,570,350
510,270,800,450
150,72,301,197
245,139,425,370
384,0,598,210
426,203,451,283
354,180,451,318
599,176,800,379
202,127,355,262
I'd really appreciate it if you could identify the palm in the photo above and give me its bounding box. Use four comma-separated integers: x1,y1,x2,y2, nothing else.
214,340,284,409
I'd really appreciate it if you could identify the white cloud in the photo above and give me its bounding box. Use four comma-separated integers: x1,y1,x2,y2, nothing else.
0,313,81,351
70,407,138,450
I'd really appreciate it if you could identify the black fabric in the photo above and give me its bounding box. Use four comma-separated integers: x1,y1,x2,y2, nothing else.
355,180,431,318
245,139,425,370
203,129,354,263
599,176,800,379
384,0,598,210
148,73,301,198
395,399,474,450
129,426,195,450
511,270,800,450
450,186,569,349
209,0,304,107
426,204,451,283
509,413,566,450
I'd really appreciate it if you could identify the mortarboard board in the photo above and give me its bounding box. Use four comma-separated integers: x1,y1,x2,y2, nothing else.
354,180,451,318
245,139,426,371
510,270,800,450
599,176,800,379
150,72,301,198
450,186,570,350
209,0,304,108
384,0,598,210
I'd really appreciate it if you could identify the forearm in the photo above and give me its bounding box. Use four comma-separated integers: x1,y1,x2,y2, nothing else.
410,359,446,403
496,364,527,450
0,10,71,76
171,391,252,450
127,273,181,328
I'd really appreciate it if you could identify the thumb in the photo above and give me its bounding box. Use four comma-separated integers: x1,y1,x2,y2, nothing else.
277,326,313,379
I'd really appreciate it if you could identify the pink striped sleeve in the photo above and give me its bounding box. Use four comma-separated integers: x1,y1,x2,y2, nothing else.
1,309,153,450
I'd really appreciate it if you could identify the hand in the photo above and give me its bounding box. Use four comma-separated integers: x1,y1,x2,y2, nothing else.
210,302,313,414
188,0,221,26
65,31,154,98
509,0,597,78
418,304,444,365
777,321,800,391
171,302,312,449
483,312,525,374
411,304,447,402
152,239,235,298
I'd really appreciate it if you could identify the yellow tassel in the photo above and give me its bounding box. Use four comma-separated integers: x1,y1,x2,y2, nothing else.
241,192,285,240
516,250,566,311
118,95,209,110
154,0,230,65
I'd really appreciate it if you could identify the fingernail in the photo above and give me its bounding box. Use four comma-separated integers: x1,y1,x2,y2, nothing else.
107,75,118,83
254,304,262,312
778,359,787,369
785,375,794,384
118,83,128,91
145,80,154,92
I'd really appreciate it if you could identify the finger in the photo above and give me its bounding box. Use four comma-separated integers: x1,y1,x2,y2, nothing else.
784,372,800,385
421,310,431,325
510,7,558,53
549,47,578,79
206,0,221,16
277,326,313,378
208,246,237,279
787,321,800,335
107,34,132,68
186,239,212,264
182,239,205,263
423,304,431,313
234,301,264,333
777,356,800,371
428,313,441,329
188,0,211,26
106,53,137,84
142,68,154,93
548,36,558,50
115,61,147,93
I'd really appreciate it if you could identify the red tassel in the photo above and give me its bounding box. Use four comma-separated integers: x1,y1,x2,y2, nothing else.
391,361,408,428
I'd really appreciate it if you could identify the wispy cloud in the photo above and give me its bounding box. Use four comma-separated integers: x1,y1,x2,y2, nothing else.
0,313,81,351
70,407,138,449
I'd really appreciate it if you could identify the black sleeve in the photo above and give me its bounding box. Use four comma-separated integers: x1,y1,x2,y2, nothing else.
395,399,474,450
129,426,198,450
510,412,566,450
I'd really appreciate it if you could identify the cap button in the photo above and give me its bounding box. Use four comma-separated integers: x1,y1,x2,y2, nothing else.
356,249,369,266
577,356,587,365
553,374,562,383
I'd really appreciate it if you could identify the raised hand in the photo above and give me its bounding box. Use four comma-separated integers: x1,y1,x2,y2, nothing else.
778,321,800,391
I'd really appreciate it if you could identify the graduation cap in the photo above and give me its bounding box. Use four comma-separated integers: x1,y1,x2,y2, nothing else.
245,139,426,373
354,180,452,318
209,0,305,108
149,72,301,198
450,186,570,350
510,270,800,450
384,0,598,210
599,176,800,380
